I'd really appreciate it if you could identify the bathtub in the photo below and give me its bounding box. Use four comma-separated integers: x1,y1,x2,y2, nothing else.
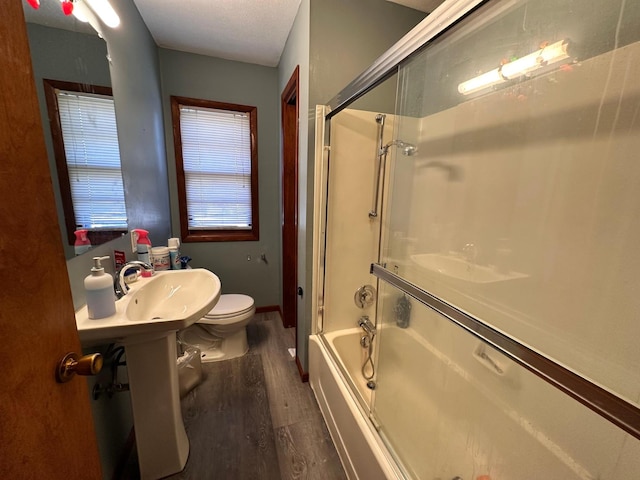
310,325,593,480
309,330,402,480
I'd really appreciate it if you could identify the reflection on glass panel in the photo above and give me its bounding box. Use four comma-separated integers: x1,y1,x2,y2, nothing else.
373,281,640,479
382,0,640,401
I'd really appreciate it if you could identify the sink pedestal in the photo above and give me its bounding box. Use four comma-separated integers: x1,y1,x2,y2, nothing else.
124,331,188,480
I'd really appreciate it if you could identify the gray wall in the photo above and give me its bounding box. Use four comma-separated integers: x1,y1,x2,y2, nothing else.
26,24,112,259
159,49,281,307
293,0,426,371
103,0,172,246
308,0,425,111
278,0,310,353
89,2,171,474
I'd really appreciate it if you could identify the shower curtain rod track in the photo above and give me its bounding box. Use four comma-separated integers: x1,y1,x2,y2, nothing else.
371,263,640,441
326,0,487,115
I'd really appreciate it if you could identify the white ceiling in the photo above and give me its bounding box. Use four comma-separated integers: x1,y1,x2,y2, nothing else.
133,0,301,67
23,0,444,67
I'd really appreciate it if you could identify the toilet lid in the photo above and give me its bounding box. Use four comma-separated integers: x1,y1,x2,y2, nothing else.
204,294,254,319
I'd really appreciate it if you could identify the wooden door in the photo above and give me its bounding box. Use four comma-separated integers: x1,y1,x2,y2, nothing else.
281,66,299,331
0,2,103,478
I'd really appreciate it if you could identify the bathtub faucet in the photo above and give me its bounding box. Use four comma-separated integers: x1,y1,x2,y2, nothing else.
358,316,376,336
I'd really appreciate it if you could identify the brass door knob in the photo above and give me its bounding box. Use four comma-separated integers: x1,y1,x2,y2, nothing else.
56,352,103,383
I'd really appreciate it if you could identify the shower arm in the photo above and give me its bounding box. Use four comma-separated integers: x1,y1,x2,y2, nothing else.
369,114,386,219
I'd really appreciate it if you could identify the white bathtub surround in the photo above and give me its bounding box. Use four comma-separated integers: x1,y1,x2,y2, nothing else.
321,108,397,335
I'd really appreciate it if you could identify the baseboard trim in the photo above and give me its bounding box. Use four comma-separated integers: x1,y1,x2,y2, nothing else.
296,355,309,383
112,427,135,480
255,305,282,315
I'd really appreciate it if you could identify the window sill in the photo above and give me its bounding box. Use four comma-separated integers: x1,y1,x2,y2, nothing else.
182,229,259,243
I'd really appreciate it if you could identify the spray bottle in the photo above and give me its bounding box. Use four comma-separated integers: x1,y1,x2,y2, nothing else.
132,229,153,277
74,229,92,255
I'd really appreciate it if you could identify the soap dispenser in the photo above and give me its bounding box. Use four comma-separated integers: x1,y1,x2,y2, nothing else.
85,256,116,319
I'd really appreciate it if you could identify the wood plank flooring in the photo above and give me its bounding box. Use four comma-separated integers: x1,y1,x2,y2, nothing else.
247,313,347,480
168,354,280,479
120,312,346,480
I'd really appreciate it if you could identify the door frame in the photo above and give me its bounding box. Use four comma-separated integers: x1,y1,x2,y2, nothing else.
281,66,300,333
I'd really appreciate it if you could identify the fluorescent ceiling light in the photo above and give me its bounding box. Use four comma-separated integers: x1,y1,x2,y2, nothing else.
458,39,571,96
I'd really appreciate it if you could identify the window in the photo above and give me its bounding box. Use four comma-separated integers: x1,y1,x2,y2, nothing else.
44,79,126,246
171,96,259,242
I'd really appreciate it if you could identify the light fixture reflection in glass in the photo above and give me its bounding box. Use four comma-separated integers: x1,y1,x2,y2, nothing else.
457,68,505,96
85,0,120,28
458,39,571,96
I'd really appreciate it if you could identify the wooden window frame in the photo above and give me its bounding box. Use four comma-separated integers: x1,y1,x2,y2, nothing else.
171,95,260,243
43,79,126,246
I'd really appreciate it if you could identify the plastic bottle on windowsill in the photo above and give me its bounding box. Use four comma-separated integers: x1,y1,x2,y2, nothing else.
132,228,153,277
168,237,181,270
74,229,92,255
179,256,192,270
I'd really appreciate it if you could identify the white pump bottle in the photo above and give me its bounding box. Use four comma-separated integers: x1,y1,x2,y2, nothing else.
85,256,116,319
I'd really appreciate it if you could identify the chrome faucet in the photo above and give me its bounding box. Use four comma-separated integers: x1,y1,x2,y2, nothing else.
114,261,153,299
358,315,376,336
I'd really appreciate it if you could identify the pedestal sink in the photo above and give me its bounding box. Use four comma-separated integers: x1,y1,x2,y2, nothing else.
76,269,221,480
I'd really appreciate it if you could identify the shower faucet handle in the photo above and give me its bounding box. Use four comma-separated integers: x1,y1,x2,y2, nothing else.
354,284,376,309
358,315,376,335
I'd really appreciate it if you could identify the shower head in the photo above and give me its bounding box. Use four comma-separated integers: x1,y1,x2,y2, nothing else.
381,139,418,156
400,143,418,156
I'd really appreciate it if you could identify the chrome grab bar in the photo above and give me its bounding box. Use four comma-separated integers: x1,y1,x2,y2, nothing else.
369,113,386,218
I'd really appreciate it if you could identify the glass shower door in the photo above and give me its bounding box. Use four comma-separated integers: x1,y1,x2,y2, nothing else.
369,0,640,477
372,280,639,479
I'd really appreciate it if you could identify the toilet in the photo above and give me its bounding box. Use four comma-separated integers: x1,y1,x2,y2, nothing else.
177,294,255,362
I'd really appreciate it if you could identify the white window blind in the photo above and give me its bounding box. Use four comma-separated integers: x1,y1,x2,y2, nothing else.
179,105,252,230
57,90,127,229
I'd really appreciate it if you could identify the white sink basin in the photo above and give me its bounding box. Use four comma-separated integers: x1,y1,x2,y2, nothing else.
410,253,527,284
76,268,221,345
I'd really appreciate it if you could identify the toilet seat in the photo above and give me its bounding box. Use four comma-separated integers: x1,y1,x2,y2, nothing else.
199,294,255,325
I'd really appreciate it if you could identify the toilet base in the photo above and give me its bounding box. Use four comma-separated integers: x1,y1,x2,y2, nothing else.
182,326,249,363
